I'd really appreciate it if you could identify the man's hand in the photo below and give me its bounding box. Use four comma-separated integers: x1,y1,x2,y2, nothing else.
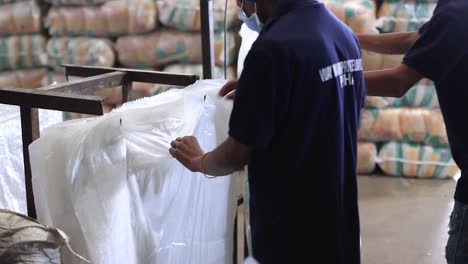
169,136,204,172
219,79,238,99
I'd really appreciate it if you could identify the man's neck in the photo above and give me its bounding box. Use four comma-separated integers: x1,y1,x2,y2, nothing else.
257,0,281,23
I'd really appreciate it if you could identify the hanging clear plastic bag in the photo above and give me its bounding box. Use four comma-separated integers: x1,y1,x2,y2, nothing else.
30,80,237,264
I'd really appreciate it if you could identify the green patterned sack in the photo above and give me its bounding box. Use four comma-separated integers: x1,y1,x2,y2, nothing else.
365,79,438,108
0,0,41,36
378,0,436,33
47,37,115,70
45,0,111,5
358,142,377,174
116,30,236,68
0,35,47,71
157,0,238,32
378,141,459,178
46,0,156,37
323,0,377,34
359,108,448,147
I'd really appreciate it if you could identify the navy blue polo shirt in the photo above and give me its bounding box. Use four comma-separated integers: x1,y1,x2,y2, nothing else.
229,1,365,263
403,0,468,204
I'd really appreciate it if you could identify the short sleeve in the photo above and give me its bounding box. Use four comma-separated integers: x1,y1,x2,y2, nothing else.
403,15,467,82
228,42,283,150
418,21,428,34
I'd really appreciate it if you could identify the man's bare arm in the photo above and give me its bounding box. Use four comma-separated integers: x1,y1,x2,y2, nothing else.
358,31,420,54
365,64,424,97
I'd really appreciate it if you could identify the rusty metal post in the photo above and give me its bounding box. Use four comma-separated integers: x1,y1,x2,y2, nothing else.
200,0,215,79
20,107,40,218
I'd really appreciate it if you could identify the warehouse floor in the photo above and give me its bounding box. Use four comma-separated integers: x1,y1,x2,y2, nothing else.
359,176,456,264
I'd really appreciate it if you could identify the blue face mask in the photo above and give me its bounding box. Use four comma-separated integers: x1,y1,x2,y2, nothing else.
237,1,263,33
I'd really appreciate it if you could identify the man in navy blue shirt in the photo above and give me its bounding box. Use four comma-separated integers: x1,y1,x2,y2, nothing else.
170,0,365,262
358,1,468,263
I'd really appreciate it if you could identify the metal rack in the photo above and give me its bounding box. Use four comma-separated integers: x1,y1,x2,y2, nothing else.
0,65,199,219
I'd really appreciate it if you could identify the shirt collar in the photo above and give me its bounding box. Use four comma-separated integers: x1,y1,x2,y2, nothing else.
263,0,321,29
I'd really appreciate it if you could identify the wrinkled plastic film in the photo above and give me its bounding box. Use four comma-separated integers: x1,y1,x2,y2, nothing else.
0,105,62,215
30,80,237,264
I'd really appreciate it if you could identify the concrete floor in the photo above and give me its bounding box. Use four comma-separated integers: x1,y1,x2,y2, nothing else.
359,176,456,264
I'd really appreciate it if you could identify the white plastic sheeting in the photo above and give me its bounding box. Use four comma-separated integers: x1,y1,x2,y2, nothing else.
0,105,62,214
30,80,237,264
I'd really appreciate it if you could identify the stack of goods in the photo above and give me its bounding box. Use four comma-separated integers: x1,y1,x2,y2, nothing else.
0,1,48,89
116,0,238,76
43,0,157,115
378,0,437,33
44,0,157,70
323,0,377,34
45,0,238,118
359,81,457,178
364,0,438,70
358,142,378,174
321,0,380,175
353,0,458,178
324,0,456,178
155,63,235,94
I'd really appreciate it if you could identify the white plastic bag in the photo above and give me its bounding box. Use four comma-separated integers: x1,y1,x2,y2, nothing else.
237,23,259,78
0,105,62,214
30,80,237,264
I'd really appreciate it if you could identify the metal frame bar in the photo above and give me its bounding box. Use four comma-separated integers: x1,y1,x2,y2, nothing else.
0,65,199,219
200,0,215,79
199,2,248,260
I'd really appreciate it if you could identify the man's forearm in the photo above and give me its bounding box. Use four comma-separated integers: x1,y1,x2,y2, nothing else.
200,138,250,176
365,64,423,97
358,31,419,54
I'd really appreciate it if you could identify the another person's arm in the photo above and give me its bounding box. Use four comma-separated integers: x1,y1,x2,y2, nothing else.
365,64,423,97
358,31,419,54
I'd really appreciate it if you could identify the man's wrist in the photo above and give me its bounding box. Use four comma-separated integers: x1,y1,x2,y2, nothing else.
191,153,206,173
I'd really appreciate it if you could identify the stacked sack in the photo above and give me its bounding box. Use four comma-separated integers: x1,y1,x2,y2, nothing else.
322,0,380,174
44,0,158,71
378,0,437,33
44,0,158,116
0,0,49,89
116,0,238,74
365,0,438,71
357,0,458,178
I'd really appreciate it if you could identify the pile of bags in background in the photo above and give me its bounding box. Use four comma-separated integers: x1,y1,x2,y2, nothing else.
0,0,48,88
0,0,238,113
322,0,457,178
378,0,436,33
354,0,458,179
